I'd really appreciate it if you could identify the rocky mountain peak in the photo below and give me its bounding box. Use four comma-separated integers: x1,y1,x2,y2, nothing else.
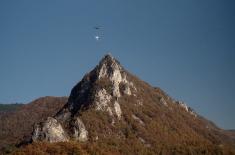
97,53,121,71
63,54,136,115
32,54,137,143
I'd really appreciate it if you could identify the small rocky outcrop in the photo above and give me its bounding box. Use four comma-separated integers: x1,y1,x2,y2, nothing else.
175,100,197,117
72,117,88,142
32,117,69,142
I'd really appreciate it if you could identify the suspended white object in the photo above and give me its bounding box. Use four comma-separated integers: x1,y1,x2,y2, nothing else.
95,35,100,41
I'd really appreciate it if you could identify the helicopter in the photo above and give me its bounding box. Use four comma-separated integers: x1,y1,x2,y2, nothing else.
94,26,102,30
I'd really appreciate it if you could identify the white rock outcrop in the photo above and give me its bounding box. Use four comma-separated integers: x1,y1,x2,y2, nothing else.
32,117,69,143
123,84,132,95
132,114,145,125
97,55,136,97
32,116,89,143
107,107,113,116
160,97,168,106
175,101,197,117
95,88,112,111
114,101,122,119
98,57,123,97
73,117,88,142
94,55,138,120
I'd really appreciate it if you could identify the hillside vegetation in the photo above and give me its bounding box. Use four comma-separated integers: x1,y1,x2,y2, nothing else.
0,97,67,153
0,104,23,113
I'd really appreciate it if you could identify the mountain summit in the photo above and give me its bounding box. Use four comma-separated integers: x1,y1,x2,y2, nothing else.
32,54,136,142
31,54,235,154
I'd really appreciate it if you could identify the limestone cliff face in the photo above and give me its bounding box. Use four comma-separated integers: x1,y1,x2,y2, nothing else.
32,117,69,142
32,54,137,142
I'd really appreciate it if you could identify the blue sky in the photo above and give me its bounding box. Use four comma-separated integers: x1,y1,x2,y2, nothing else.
0,0,234,129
